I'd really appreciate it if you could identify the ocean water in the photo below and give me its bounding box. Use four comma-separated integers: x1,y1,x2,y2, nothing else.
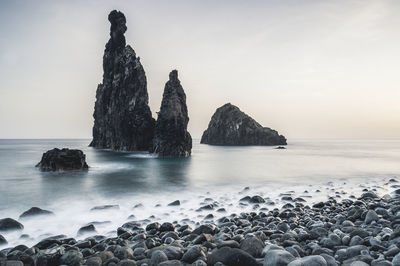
0,139,399,248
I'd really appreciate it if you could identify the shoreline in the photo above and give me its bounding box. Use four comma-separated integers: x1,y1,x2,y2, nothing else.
1,178,400,265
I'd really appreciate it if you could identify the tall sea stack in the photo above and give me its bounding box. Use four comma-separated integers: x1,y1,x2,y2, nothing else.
152,70,192,157
90,10,155,151
201,103,287,146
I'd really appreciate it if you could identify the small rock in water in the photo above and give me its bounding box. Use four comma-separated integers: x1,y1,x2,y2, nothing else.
250,195,265,203
168,200,181,206
90,205,119,211
19,207,54,219
359,191,378,199
0,234,7,245
160,222,175,232
36,148,89,171
77,224,97,236
275,146,286,149
0,218,24,232
133,203,144,209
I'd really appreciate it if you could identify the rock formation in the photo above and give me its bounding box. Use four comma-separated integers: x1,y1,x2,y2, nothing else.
36,148,89,171
201,103,287,146
0,218,24,232
19,207,54,219
152,70,192,157
90,10,155,151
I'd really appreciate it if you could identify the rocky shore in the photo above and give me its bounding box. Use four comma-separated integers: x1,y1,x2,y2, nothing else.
1,179,400,266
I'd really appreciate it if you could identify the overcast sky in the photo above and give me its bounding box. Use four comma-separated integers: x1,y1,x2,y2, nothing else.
1,0,400,139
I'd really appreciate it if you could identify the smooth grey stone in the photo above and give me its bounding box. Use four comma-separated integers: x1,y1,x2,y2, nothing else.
181,245,206,263
59,250,83,265
208,246,257,266
393,253,400,266
150,250,168,265
288,255,327,266
263,249,295,266
365,210,379,224
240,235,265,258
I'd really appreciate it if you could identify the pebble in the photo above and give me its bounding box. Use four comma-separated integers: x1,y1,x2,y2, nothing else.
1,187,400,266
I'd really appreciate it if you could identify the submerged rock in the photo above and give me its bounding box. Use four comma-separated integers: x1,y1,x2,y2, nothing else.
90,205,120,211
90,10,155,151
0,218,24,232
77,224,97,236
152,70,192,157
19,207,54,219
36,148,88,171
0,234,7,245
201,103,286,146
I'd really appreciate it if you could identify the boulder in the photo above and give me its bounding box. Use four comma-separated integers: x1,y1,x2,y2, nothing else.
168,200,180,206
0,234,7,245
192,224,217,235
19,207,54,219
201,103,286,146
152,70,192,157
77,224,97,236
150,250,168,265
393,253,400,266
59,250,83,265
288,255,327,266
90,10,155,151
181,245,206,263
207,246,258,266
240,235,265,258
36,148,88,171
364,210,379,224
0,218,24,232
263,249,295,266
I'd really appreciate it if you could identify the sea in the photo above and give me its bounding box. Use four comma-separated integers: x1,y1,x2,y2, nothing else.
0,139,399,248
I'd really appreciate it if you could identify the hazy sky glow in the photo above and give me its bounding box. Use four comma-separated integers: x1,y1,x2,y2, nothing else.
1,0,400,139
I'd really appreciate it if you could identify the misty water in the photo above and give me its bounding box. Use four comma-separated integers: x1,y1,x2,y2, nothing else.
1,139,400,248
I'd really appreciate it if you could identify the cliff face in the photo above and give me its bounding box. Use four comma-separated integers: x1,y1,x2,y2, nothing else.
201,103,287,146
152,70,192,157
90,10,155,151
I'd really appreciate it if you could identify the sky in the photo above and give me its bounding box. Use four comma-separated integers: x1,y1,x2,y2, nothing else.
0,0,400,139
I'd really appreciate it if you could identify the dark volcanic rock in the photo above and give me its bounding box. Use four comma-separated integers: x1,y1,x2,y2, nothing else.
200,103,286,146
36,148,89,171
152,70,192,157
90,10,155,151
0,218,24,232
207,246,258,266
77,224,97,236
90,205,120,211
0,234,7,245
19,207,54,219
